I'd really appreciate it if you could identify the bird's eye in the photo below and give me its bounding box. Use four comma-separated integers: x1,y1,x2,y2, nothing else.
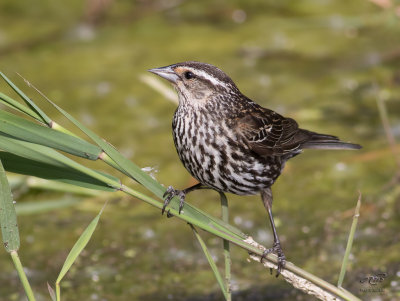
184,71,195,80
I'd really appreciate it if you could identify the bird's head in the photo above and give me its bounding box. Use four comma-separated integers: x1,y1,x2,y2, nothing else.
148,61,239,106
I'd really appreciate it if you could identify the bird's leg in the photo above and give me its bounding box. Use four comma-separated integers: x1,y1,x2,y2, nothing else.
162,183,207,215
260,188,286,277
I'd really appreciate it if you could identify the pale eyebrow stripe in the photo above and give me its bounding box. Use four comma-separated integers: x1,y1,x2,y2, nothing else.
186,68,225,87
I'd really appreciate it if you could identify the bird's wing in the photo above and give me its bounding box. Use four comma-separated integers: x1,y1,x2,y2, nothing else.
237,108,307,156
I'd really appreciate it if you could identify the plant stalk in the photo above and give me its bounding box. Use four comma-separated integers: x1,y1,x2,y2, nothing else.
10,251,36,301
220,192,232,301
337,193,362,288
122,185,360,300
191,224,228,300
56,282,61,301
377,97,400,169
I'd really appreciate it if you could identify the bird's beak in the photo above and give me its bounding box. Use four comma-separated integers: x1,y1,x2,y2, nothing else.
148,66,179,84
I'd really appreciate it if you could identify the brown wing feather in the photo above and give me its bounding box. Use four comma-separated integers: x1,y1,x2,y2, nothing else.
237,107,361,156
238,108,304,156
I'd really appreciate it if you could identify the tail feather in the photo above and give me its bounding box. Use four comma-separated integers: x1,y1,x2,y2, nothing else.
302,141,362,150
301,130,362,150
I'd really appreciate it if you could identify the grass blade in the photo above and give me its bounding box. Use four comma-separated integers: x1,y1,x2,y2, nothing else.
0,152,116,192
1,159,36,300
190,224,228,300
42,96,166,195
0,135,120,191
0,92,43,122
337,192,362,288
0,159,19,252
0,110,102,160
56,203,107,300
0,72,51,125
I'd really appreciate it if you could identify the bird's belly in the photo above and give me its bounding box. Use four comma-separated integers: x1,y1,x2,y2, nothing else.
175,133,281,195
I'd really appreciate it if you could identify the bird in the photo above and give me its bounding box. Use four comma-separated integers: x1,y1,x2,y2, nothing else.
148,61,361,274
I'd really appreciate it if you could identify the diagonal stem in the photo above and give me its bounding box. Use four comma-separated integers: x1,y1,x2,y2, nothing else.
190,224,228,300
377,97,400,170
337,192,362,288
219,192,232,301
11,251,36,301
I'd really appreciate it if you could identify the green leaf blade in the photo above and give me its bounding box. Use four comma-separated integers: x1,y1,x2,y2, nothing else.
337,193,362,288
0,92,43,122
1,153,116,192
0,135,119,191
0,110,102,160
191,225,228,300
56,205,105,283
0,72,51,125
0,159,20,252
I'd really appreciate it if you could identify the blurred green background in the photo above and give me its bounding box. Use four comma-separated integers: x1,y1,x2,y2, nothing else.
1,0,400,300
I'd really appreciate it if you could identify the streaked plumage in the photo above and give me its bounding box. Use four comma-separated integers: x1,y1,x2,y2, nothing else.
149,61,361,274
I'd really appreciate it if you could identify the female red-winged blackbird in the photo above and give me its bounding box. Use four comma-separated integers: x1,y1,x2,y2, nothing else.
149,61,361,274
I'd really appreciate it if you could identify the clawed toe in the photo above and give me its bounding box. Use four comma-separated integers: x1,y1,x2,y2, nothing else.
162,186,175,215
163,186,174,198
162,186,187,215
261,241,286,277
178,192,186,214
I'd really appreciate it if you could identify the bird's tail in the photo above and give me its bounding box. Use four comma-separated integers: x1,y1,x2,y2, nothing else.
301,130,362,150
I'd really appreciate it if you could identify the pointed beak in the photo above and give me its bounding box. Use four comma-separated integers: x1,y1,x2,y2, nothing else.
148,66,179,84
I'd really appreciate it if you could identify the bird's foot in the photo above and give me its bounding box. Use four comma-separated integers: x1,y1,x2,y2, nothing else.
261,241,286,277
162,186,187,215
